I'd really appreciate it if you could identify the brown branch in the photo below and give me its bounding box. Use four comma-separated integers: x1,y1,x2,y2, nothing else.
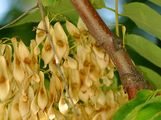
71,0,153,99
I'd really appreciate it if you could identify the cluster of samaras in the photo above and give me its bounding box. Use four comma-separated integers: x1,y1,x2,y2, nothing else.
0,17,128,120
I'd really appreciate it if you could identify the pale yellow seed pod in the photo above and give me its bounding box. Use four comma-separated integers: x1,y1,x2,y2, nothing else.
38,72,48,110
9,95,21,120
12,41,25,83
58,95,68,115
68,69,80,104
92,45,105,59
97,92,106,106
38,110,48,120
49,58,57,74
106,90,115,107
38,86,48,110
93,49,110,70
28,86,35,102
50,75,62,103
76,45,91,69
28,113,38,120
77,17,88,31
4,45,12,80
47,104,56,120
0,56,10,101
78,86,90,103
66,21,80,39
69,57,78,69
4,45,12,65
85,106,94,116
0,44,6,55
31,94,39,115
19,90,30,118
0,103,7,120
107,69,114,79
88,53,101,82
34,46,40,55
52,22,69,60
53,108,65,120
36,16,49,45
93,111,107,120
18,41,30,62
41,38,54,65
31,73,40,83
49,76,58,103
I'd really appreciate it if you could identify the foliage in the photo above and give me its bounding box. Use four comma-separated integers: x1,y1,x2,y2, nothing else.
113,90,161,120
0,0,161,119
123,2,161,40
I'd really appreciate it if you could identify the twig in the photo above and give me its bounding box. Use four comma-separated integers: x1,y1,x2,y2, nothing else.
0,5,38,30
71,0,153,99
37,0,78,114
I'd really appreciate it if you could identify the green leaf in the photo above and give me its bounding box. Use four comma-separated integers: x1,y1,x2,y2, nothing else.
46,0,78,24
123,2,161,40
137,66,161,89
113,90,161,120
113,90,154,120
5,9,41,28
134,102,161,120
125,34,161,68
150,0,161,7
124,96,161,120
90,0,106,9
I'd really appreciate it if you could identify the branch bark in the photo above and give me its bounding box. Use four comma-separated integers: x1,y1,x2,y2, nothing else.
71,0,153,99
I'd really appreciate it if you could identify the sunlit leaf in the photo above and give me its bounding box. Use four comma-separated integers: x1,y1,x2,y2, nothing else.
126,34,161,68
150,0,161,6
123,2,161,40
138,66,161,89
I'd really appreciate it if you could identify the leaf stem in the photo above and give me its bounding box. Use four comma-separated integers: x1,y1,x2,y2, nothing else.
115,0,119,37
0,5,38,30
105,7,123,17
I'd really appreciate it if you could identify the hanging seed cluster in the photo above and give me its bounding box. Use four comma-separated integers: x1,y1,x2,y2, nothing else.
0,17,128,120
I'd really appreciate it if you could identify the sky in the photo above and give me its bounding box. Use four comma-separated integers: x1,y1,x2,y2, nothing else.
0,0,10,22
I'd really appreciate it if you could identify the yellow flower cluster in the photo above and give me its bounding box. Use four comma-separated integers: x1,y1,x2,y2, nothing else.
0,17,128,120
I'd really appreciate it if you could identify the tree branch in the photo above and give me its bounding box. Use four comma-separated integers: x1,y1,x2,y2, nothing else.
71,0,153,99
